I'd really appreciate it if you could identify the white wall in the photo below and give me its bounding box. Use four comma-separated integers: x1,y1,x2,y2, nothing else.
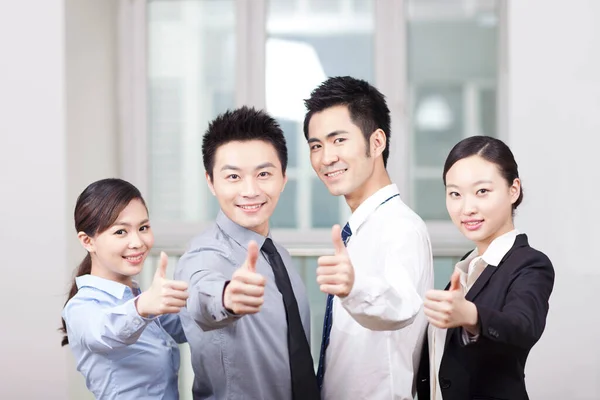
508,1,600,399
0,1,68,398
0,0,118,398
64,0,119,398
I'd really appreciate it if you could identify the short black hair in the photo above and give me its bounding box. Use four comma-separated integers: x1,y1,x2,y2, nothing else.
202,106,288,180
303,76,391,167
443,135,524,211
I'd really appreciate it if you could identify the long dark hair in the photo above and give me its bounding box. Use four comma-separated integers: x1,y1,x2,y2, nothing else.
60,178,146,346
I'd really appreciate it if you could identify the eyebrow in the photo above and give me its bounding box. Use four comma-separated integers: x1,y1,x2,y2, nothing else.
446,179,494,189
307,130,349,144
113,219,149,227
220,162,276,172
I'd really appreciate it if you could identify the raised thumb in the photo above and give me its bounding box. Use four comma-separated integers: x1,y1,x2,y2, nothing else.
449,269,461,292
331,224,346,254
245,241,259,272
154,251,168,279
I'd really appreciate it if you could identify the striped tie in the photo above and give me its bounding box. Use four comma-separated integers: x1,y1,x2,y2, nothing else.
316,222,352,390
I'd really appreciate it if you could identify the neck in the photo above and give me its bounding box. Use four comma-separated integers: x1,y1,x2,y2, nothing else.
475,219,515,255
90,263,133,288
345,167,392,213
249,221,269,237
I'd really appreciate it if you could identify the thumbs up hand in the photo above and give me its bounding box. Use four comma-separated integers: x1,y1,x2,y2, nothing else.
316,225,355,298
223,241,266,315
136,252,189,317
424,269,479,332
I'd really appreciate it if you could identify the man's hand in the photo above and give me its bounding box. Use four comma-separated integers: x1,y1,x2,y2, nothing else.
223,241,266,315
316,225,355,298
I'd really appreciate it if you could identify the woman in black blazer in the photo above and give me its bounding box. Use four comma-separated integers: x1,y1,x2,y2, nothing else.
417,136,555,400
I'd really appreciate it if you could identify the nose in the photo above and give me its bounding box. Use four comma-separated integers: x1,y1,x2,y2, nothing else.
128,231,143,249
461,195,477,216
241,177,260,198
322,143,339,166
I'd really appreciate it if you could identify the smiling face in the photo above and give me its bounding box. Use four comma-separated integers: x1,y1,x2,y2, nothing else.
307,105,387,209
79,198,154,286
445,155,521,254
207,139,287,236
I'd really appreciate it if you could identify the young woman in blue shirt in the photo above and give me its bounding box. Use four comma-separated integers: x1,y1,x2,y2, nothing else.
61,178,189,400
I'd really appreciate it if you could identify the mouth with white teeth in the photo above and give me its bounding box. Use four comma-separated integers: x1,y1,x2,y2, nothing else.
462,220,484,231
123,252,145,266
237,203,266,214
324,169,348,180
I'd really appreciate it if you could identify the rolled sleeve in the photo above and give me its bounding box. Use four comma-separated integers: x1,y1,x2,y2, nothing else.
340,228,427,331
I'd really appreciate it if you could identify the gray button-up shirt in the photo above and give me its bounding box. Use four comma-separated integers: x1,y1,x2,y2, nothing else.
175,211,312,400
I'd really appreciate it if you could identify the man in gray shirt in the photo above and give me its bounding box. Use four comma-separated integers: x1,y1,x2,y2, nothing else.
175,106,320,400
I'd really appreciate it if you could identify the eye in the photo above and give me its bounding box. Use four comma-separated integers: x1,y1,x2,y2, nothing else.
258,171,271,178
139,225,151,232
448,191,460,198
477,188,489,195
114,229,126,235
310,143,321,151
334,137,346,144
226,174,240,180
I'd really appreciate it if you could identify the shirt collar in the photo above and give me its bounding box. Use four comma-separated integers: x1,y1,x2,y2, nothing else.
75,274,140,299
348,184,400,234
216,209,268,250
470,229,520,267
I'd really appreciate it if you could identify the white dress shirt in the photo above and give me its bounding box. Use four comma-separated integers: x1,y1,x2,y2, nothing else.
428,229,520,400
322,184,434,400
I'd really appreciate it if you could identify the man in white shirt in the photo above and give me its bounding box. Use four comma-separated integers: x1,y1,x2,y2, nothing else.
303,76,434,400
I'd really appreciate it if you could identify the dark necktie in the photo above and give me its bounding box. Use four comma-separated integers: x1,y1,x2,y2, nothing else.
316,222,352,390
261,238,321,400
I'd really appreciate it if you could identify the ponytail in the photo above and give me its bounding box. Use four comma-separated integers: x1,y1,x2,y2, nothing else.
60,253,92,346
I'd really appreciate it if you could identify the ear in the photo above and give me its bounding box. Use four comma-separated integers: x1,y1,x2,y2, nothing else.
370,129,387,159
205,171,216,196
281,171,288,193
509,178,521,204
77,231,94,253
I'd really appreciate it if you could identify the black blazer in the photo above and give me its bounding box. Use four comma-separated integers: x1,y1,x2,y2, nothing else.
417,234,555,400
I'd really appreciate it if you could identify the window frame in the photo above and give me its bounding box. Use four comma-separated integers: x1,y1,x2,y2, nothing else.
117,0,507,258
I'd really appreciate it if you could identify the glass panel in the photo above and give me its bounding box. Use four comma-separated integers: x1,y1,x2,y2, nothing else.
147,0,236,223
271,180,298,229
433,256,462,290
311,178,343,228
413,85,464,168
266,0,374,229
414,178,447,220
407,0,500,221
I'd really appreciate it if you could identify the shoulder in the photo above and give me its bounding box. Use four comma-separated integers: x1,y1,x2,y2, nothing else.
372,199,431,245
63,288,108,319
502,237,555,280
507,236,554,268
183,224,235,260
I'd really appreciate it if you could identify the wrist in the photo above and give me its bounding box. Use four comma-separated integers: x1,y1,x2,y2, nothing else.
463,301,479,334
222,281,236,314
135,294,149,318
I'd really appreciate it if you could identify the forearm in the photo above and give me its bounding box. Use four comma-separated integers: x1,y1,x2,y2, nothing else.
341,276,422,331
187,278,241,331
65,299,154,353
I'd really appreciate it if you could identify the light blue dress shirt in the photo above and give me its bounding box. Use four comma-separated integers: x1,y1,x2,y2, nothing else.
62,274,186,400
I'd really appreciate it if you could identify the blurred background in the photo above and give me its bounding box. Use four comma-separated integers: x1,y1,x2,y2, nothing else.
1,0,599,399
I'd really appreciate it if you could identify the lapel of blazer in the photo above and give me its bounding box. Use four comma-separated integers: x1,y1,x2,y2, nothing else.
444,234,529,348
